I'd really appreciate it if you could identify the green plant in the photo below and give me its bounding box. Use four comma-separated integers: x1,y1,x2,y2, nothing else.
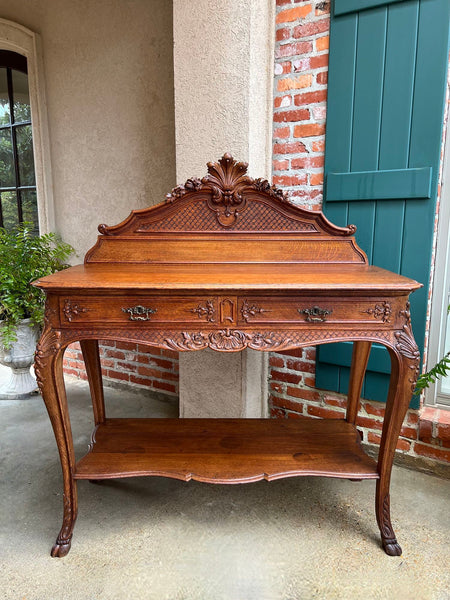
0,222,74,348
415,304,450,393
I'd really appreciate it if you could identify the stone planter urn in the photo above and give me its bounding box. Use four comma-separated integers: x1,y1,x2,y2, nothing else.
0,319,41,399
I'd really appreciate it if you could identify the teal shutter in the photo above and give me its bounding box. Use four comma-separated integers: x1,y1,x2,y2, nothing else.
316,0,450,408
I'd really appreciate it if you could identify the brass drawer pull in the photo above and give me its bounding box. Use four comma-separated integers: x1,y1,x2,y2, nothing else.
299,306,332,322
122,305,157,321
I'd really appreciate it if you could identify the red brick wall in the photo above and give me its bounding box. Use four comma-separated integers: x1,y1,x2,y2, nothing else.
273,0,329,208
64,342,178,397
271,0,450,466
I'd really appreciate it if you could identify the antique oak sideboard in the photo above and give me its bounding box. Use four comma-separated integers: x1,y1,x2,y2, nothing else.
33,154,421,557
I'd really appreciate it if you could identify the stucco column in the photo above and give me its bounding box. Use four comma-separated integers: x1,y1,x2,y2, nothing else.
173,0,275,417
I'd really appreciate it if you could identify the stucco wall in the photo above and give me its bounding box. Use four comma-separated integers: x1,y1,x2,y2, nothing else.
0,0,175,257
173,0,274,182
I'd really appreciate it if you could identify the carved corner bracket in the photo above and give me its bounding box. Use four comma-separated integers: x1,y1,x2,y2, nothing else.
395,302,420,392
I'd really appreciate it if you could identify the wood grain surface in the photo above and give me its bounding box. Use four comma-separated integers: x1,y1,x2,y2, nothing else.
74,418,379,482
34,263,420,292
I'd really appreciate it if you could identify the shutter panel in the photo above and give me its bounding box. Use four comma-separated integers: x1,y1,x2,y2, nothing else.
316,0,450,408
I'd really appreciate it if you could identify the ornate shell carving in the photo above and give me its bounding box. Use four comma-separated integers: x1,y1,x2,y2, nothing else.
165,153,289,227
164,329,291,352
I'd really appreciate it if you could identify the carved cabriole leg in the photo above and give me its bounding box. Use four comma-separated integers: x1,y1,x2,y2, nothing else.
376,325,420,556
346,341,372,425
35,330,78,558
80,339,105,425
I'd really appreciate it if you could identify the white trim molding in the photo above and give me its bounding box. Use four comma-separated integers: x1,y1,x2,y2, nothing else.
0,18,54,233
426,104,450,408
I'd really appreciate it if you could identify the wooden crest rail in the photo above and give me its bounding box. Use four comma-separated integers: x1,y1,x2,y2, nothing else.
33,154,421,557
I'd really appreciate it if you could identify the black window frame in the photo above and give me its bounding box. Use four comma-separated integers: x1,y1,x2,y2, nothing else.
0,49,37,229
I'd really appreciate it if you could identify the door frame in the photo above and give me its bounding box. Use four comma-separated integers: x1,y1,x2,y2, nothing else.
425,92,450,408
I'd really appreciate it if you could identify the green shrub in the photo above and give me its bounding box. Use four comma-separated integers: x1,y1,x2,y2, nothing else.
415,304,450,393
0,222,74,348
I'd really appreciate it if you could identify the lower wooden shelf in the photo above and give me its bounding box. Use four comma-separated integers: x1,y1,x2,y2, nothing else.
74,418,379,483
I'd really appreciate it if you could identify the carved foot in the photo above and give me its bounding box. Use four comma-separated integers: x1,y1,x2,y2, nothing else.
51,537,72,557
378,493,402,556
382,538,402,556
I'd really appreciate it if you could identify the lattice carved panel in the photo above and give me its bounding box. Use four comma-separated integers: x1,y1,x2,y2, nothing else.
135,199,319,233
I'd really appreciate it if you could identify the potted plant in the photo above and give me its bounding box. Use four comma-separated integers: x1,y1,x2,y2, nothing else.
0,222,73,399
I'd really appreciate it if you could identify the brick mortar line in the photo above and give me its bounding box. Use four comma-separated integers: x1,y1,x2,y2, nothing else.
270,392,449,450
102,374,178,397
67,351,178,370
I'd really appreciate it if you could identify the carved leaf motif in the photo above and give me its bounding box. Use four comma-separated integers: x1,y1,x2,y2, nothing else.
204,153,250,194
252,178,288,203
247,332,289,350
63,300,89,322
58,493,74,542
166,177,203,203
191,301,215,323
399,301,412,327
203,154,250,224
241,300,269,323
381,494,396,541
64,327,394,354
34,328,62,392
394,324,420,392
165,332,208,351
364,302,392,323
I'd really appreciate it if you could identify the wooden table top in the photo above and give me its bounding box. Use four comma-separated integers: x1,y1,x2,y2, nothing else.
33,262,421,293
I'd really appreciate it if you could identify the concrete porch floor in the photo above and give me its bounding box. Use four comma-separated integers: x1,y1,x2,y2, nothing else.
1,372,449,600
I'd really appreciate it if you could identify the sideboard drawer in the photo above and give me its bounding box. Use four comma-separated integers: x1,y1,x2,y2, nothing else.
60,295,400,328
59,296,219,326
237,297,397,327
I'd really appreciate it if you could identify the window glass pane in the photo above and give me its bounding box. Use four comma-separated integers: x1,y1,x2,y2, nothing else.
0,128,14,187
16,125,35,186
11,69,30,123
20,189,39,233
1,190,18,229
0,68,10,126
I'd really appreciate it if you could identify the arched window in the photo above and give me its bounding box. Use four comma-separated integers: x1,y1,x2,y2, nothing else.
0,49,37,231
